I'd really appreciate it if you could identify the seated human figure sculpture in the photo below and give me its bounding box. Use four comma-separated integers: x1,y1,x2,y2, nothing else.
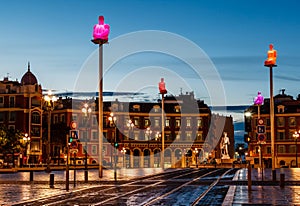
254,91,264,105
264,44,277,66
93,16,110,40
159,78,167,94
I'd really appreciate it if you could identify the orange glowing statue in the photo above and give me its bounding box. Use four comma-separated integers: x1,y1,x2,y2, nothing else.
159,78,167,94
93,16,110,40
264,44,277,66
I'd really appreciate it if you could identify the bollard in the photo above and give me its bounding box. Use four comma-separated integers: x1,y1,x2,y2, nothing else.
30,171,33,181
50,173,54,188
280,173,285,188
84,170,88,183
247,163,252,191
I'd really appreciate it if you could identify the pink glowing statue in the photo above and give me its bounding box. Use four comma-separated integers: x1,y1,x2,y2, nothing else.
264,44,277,66
159,78,167,94
93,16,110,40
254,91,264,105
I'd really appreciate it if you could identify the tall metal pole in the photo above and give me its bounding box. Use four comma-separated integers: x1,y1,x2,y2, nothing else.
296,138,298,167
47,109,51,172
98,43,104,178
269,66,276,180
161,93,165,169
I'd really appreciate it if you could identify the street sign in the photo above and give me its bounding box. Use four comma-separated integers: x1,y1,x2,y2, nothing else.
70,130,79,139
257,134,266,142
258,118,264,125
257,125,266,134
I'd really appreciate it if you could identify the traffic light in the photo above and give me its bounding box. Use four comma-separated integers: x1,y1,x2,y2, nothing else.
244,134,251,144
69,136,73,143
114,142,119,148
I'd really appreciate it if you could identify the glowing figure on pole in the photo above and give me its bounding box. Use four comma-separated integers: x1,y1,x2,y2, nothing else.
93,16,110,40
254,91,264,105
264,44,277,66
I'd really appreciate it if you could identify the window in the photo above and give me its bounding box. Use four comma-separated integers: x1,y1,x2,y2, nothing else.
92,130,98,140
278,145,285,153
266,146,271,154
175,119,181,128
153,105,160,112
186,118,191,127
134,117,139,126
72,114,78,122
175,106,181,113
277,130,285,140
196,132,203,141
277,117,285,127
32,126,40,136
0,112,4,122
289,117,296,127
186,132,192,141
53,115,58,124
9,96,15,107
31,141,40,152
165,119,170,127
290,145,296,153
133,105,140,112
9,111,16,122
0,96,3,107
92,145,97,155
154,119,159,127
266,118,270,127
32,112,41,124
92,115,97,126
60,114,65,123
144,119,150,127
197,118,202,128
134,132,139,140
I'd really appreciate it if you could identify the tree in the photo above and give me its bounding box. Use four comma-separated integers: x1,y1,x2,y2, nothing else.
0,126,25,167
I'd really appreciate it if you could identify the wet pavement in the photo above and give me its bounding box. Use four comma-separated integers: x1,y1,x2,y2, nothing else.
1,167,300,205
223,168,300,205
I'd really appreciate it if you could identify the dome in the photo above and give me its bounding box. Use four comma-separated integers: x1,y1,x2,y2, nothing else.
21,62,38,85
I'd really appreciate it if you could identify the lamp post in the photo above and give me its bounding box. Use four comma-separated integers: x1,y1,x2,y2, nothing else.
145,127,152,148
108,112,117,181
194,148,199,168
81,102,92,182
121,147,126,168
44,90,57,173
23,133,30,165
126,119,134,168
293,131,300,167
264,44,277,181
91,15,110,178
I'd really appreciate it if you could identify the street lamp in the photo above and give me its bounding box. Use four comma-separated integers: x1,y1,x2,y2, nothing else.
145,127,152,148
44,90,57,172
127,119,134,140
108,112,117,181
23,133,30,165
81,102,92,182
194,148,199,168
121,147,126,168
293,130,300,167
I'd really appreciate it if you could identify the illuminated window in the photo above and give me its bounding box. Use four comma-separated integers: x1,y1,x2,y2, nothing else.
186,118,191,127
289,117,296,127
197,118,202,128
175,119,181,128
165,119,170,127
144,119,150,127
154,119,160,127
277,117,285,127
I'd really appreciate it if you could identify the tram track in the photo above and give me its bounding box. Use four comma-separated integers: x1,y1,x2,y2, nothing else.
12,168,237,206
